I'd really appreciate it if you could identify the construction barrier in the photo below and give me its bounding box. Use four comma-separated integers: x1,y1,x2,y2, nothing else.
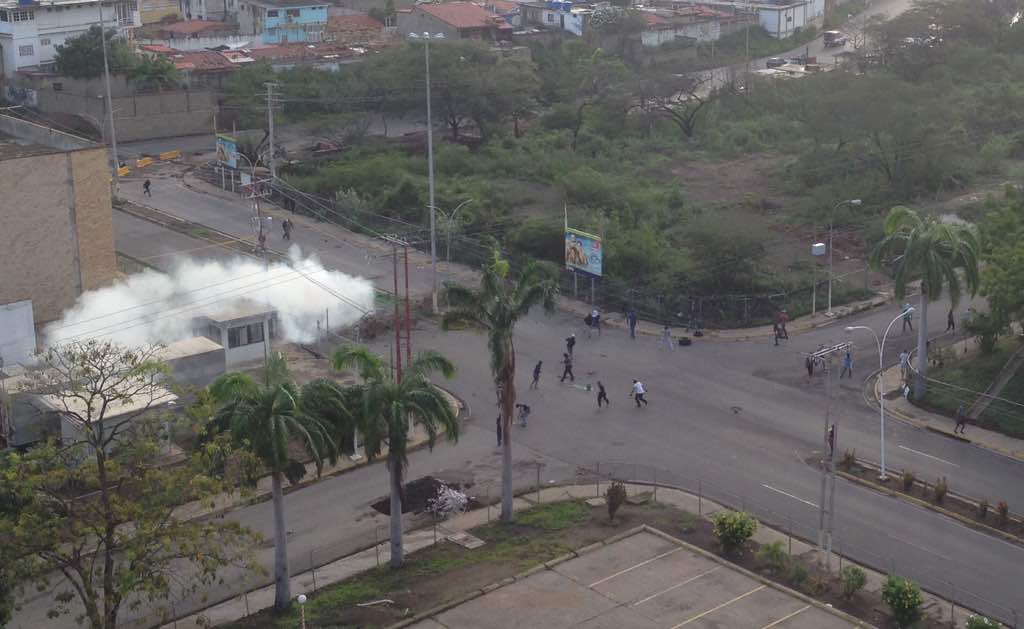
160,150,181,160
136,157,155,169
116,166,131,177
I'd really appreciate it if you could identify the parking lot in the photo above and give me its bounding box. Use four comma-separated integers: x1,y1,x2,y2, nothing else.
410,529,861,629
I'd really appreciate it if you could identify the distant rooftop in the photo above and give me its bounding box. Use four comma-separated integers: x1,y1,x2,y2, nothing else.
0,114,96,161
198,299,277,325
244,0,328,8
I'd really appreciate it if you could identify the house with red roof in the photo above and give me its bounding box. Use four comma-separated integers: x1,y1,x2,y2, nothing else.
397,1,512,41
156,19,239,39
325,13,386,44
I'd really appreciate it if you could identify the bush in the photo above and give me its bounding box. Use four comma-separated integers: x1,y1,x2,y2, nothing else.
933,476,948,504
882,576,924,628
606,481,626,523
786,561,809,587
978,498,989,520
967,614,1004,628
839,449,857,470
756,541,788,574
997,500,1009,524
901,470,916,492
711,510,758,554
840,565,867,599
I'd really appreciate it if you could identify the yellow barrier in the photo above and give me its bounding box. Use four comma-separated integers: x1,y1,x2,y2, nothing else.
116,166,131,177
160,150,181,160
136,157,155,168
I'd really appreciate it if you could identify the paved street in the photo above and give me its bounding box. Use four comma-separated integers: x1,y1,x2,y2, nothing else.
62,175,1024,627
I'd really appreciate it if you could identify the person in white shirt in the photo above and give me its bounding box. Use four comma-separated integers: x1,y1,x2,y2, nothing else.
631,379,648,407
899,350,910,382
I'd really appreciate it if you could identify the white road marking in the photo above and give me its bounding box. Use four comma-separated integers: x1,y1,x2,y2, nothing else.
760,605,811,629
588,548,682,588
670,585,766,628
762,484,819,509
889,534,952,561
631,566,721,606
898,445,960,467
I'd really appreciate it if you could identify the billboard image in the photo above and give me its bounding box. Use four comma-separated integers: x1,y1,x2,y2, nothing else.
216,134,238,169
565,228,602,277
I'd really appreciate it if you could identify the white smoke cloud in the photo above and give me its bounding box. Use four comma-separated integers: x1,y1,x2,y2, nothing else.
45,247,376,347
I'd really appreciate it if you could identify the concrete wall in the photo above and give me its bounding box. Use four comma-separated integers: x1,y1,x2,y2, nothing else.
0,124,115,322
397,9,459,40
165,347,225,386
0,112,93,150
138,34,259,49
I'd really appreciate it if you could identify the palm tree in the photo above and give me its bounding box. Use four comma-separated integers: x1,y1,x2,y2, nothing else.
331,346,459,567
871,206,980,399
442,250,557,522
207,372,339,610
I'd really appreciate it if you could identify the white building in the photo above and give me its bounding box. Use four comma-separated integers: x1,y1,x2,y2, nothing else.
0,0,141,76
194,300,278,369
663,0,826,39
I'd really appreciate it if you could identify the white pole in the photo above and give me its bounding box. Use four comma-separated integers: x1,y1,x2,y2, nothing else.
425,36,438,313
266,83,276,179
827,219,834,315
98,5,120,185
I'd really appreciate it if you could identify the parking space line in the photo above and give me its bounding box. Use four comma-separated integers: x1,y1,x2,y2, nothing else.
588,548,683,588
898,445,960,467
631,566,721,606
669,585,766,628
759,604,811,628
762,484,819,509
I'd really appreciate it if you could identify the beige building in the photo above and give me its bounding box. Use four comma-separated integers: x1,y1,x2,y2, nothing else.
0,114,116,324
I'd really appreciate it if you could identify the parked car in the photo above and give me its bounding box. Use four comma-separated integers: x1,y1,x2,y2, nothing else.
823,30,848,47
766,57,786,68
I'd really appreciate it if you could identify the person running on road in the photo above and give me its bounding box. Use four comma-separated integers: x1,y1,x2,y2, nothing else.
282,218,293,241
531,360,542,389
566,334,576,356
496,414,502,446
515,403,531,427
773,322,781,346
631,379,648,407
954,403,968,434
902,303,914,332
560,353,574,383
591,309,601,336
627,309,638,340
658,325,674,350
946,308,956,332
805,355,814,379
143,179,152,197
596,381,610,408
840,351,853,379
899,350,910,382
776,310,789,339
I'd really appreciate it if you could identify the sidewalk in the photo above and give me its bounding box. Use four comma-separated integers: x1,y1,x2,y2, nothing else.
165,482,972,628
874,362,1024,462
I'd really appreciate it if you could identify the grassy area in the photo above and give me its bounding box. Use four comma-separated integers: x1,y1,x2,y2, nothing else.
918,338,1024,438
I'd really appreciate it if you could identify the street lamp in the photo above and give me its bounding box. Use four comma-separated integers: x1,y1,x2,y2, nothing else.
826,199,862,317
409,31,445,314
845,305,913,481
434,198,474,296
297,594,307,629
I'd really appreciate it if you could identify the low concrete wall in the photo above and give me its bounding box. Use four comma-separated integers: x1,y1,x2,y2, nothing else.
0,114,95,151
166,347,226,387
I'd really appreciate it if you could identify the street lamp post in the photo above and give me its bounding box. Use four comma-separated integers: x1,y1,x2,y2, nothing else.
845,306,914,481
435,198,474,298
826,198,862,316
409,31,445,314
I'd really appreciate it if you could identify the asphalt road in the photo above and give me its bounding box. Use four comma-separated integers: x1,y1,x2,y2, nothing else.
51,183,1022,626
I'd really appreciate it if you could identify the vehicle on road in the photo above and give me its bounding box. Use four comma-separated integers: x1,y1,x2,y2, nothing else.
823,30,848,47
766,57,786,68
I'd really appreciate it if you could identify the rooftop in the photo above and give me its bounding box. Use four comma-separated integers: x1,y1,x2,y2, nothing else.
157,336,223,360
158,19,233,34
0,115,96,160
417,1,509,29
245,42,358,61
245,0,328,8
327,13,384,32
0,130,60,160
37,386,177,423
168,49,238,72
199,299,277,325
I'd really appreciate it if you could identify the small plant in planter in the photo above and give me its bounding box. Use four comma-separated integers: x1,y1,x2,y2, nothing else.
978,498,989,520
901,470,916,492
839,449,857,471
840,565,866,599
882,575,924,628
786,561,809,587
967,614,1005,628
756,541,787,575
710,510,758,555
996,500,1009,525
606,481,627,524
933,476,948,504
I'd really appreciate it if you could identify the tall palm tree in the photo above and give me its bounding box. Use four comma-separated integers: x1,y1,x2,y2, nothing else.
207,372,339,610
871,206,980,399
442,250,557,522
331,346,459,568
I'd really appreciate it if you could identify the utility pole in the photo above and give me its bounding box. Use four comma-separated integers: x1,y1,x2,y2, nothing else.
404,243,412,363
265,82,277,179
811,341,850,571
425,36,439,314
392,239,402,383
98,4,120,186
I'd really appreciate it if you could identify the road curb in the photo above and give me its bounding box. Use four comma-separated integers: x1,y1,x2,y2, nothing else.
835,470,1022,546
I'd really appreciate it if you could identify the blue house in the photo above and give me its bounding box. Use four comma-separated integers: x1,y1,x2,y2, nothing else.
237,0,328,43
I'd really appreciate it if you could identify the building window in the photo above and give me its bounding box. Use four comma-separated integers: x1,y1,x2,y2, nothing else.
0,10,8,21
227,326,245,348
268,316,277,339
12,9,34,21
286,8,299,16
18,45,34,57
246,322,264,344
39,37,50,46
266,9,277,16
546,12,553,22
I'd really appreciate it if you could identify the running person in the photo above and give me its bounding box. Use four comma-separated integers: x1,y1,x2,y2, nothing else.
631,379,648,407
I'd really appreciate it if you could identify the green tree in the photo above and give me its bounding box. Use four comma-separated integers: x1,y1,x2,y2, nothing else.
206,370,339,610
442,250,557,522
331,346,459,567
979,191,1024,325
881,575,924,627
870,206,980,399
0,341,260,628
53,26,131,79
710,510,758,554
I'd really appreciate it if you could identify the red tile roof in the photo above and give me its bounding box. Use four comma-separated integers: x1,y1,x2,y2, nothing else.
641,13,666,26
246,42,357,61
159,20,229,34
417,2,505,29
169,50,236,72
140,43,178,53
484,0,519,14
327,13,384,32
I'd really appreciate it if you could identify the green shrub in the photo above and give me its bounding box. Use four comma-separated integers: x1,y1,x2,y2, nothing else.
840,449,857,471
967,614,1004,628
756,541,787,574
933,477,948,504
901,470,916,492
978,498,989,520
710,510,758,554
606,481,626,523
840,565,867,599
786,561,809,587
881,576,924,627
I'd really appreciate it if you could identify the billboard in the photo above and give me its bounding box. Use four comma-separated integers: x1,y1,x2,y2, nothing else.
565,228,602,277
215,134,238,169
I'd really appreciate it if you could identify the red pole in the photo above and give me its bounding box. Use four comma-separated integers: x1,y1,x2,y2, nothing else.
392,241,402,382
404,244,412,363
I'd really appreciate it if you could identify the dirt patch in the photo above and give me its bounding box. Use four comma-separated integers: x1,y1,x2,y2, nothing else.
671,153,796,210
371,476,482,516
